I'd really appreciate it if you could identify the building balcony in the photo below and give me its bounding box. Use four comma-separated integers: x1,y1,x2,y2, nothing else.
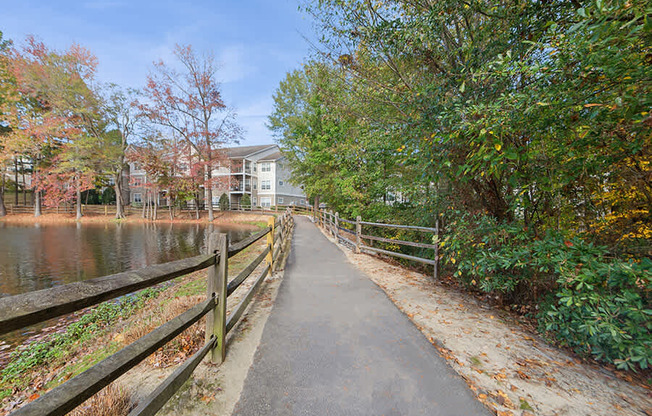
230,184,252,192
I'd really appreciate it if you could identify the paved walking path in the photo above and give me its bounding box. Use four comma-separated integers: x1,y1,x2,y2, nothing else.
233,216,489,415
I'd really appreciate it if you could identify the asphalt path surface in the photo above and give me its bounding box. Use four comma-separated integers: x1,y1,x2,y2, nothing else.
233,216,489,415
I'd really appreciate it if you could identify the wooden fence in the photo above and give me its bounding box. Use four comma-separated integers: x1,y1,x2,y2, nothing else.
3,203,305,216
0,208,295,416
290,206,440,279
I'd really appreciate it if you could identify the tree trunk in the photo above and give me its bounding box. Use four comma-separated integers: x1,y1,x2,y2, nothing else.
313,195,320,220
141,191,147,219
14,159,19,205
34,190,42,217
115,171,125,219
21,160,27,205
169,197,175,220
206,166,214,222
0,170,6,217
153,193,158,221
76,180,82,220
195,193,200,220
146,192,152,220
0,191,6,217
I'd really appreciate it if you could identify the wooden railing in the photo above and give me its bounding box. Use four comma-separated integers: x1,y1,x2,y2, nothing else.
0,208,295,416
290,206,440,279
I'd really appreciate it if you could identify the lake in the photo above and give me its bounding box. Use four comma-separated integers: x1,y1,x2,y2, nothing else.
0,221,255,352
0,221,254,297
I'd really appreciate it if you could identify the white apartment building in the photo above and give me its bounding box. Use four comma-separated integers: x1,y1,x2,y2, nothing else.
212,144,307,208
254,149,306,208
125,144,307,209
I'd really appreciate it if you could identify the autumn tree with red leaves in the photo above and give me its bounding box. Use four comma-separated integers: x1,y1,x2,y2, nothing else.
139,44,240,222
9,36,106,220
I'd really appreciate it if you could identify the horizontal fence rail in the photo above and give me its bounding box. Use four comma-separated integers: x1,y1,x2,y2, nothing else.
0,255,216,336
1,208,295,416
291,207,440,279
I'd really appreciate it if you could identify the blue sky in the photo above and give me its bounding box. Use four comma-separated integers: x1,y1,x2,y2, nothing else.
0,0,316,145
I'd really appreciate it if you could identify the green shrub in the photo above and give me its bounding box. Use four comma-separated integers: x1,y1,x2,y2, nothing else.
218,193,229,211
241,194,251,209
540,259,651,371
439,212,605,299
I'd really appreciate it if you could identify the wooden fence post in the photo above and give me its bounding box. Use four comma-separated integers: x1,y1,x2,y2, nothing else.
266,217,275,275
355,215,362,253
206,232,228,364
328,210,333,235
434,218,439,281
334,212,339,242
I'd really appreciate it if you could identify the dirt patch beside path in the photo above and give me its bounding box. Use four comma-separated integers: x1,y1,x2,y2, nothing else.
122,272,283,416
317,222,651,416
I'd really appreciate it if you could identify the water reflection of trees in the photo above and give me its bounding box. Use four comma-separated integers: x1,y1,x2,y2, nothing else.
0,222,253,297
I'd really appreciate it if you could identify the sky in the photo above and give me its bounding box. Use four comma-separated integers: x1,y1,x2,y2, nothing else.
0,0,316,145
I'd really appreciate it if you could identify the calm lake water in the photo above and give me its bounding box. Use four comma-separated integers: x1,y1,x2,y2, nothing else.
0,221,254,353
0,221,253,297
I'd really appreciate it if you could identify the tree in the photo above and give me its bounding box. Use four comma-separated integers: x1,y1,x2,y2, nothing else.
0,30,14,216
218,193,229,211
102,84,140,219
9,36,104,220
139,44,241,222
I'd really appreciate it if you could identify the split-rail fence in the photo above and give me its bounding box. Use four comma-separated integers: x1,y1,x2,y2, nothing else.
0,208,295,416
290,206,440,279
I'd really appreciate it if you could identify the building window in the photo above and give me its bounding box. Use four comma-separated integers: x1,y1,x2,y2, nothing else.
253,197,257,205
261,197,271,207
278,197,284,204
261,162,271,172
278,180,284,186
261,180,271,190
254,183,257,190
133,193,142,203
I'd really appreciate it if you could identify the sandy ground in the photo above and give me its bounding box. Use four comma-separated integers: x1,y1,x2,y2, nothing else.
313,218,651,416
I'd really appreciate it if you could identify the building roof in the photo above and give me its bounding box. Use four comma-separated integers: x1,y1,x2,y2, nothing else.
225,144,277,159
258,151,283,161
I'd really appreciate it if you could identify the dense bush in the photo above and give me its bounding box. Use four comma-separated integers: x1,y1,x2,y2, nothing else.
439,212,605,301
540,259,651,371
218,193,229,211
241,194,251,209
439,212,651,370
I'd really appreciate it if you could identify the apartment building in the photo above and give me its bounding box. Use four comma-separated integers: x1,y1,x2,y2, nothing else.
254,150,306,208
212,144,307,208
126,144,307,208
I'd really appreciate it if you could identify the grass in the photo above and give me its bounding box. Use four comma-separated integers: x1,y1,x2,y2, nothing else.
469,356,483,367
1,233,271,415
69,383,133,416
519,398,534,411
0,287,162,389
44,341,123,390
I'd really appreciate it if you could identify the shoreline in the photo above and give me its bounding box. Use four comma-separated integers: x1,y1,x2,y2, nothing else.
0,210,274,226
